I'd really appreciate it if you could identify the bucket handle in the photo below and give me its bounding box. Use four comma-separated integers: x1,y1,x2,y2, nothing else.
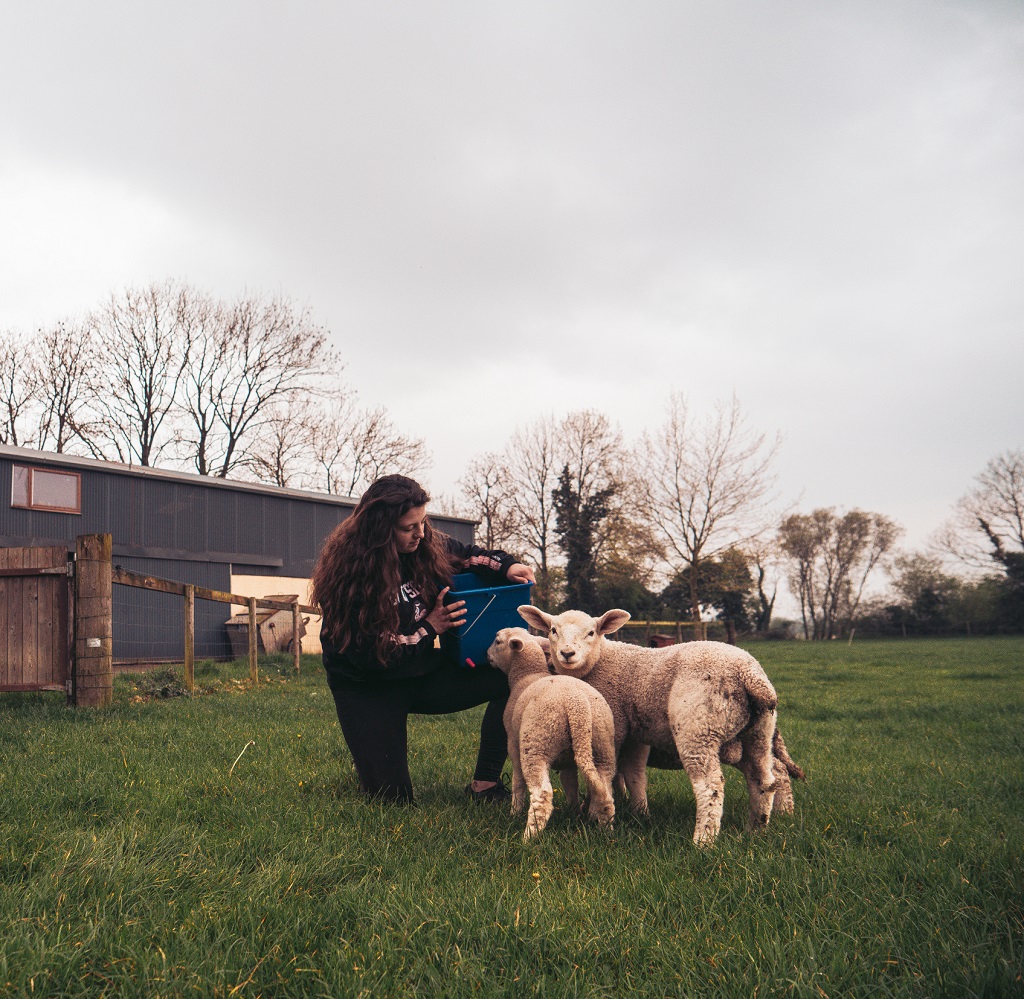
460,593,497,637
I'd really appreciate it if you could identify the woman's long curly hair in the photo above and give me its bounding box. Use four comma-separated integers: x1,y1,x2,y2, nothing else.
310,475,457,664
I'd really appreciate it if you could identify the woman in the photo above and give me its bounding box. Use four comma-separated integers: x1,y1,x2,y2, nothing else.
311,474,536,805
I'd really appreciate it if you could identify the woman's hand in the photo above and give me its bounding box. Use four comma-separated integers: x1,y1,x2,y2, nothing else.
426,587,467,634
506,563,536,585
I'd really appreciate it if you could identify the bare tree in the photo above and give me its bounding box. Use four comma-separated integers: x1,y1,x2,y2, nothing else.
642,393,780,638
776,509,829,640
0,330,37,446
778,508,902,639
557,410,624,506
174,287,225,475
935,450,1024,628
10,283,414,497
3,320,126,456
338,405,428,496
599,480,664,582
32,321,98,454
458,451,521,550
86,281,192,466
503,414,560,603
429,492,466,518
200,294,337,478
308,393,428,497
936,449,1024,572
746,535,781,635
243,395,320,489
471,410,644,608
887,551,963,636
307,390,359,495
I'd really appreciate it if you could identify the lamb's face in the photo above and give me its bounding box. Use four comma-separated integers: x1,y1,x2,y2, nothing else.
517,605,632,678
486,627,535,674
544,611,604,678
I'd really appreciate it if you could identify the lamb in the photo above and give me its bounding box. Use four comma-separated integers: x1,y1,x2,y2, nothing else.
486,627,616,841
531,619,805,815
519,605,803,847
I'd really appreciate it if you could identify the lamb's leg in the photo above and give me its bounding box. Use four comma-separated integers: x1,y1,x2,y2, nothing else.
684,753,727,847
575,751,615,828
586,737,617,828
671,708,728,846
737,758,777,831
558,765,581,813
770,757,795,815
508,736,528,814
522,758,555,841
726,730,793,819
618,739,651,816
738,707,778,832
582,768,615,828
589,724,618,827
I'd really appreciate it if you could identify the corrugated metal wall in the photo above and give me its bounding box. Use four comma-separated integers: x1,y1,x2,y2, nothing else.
112,557,234,661
1,462,358,577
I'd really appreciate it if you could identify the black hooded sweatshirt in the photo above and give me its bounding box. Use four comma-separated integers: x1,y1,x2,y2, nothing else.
320,535,518,683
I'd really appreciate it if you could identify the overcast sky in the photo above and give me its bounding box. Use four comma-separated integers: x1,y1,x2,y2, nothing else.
2,1,1022,556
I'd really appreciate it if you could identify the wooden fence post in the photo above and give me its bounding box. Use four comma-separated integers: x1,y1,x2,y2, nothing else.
247,596,258,684
292,600,301,674
74,534,113,707
184,584,195,692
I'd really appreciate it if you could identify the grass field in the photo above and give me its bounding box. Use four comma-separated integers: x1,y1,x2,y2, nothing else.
1,639,1022,997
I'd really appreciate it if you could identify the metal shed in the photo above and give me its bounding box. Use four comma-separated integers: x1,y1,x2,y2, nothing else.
0,445,475,662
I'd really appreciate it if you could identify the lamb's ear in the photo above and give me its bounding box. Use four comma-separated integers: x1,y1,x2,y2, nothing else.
509,636,524,652
596,609,631,636
518,605,551,631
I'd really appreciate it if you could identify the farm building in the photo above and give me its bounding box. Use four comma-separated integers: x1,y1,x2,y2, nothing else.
0,444,476,663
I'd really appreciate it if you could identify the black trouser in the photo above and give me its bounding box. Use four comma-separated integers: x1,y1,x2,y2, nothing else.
324,653,510,804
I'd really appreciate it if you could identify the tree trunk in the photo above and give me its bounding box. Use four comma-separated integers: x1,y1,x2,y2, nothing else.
688,565,705,641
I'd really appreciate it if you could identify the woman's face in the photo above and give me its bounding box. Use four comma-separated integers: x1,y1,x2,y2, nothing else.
393,505,428,554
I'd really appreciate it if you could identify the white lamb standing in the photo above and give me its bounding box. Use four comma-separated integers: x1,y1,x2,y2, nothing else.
519,605,802,847
486,627,616,841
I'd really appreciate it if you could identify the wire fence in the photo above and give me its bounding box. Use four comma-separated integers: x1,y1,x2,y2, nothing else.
112,565,320,691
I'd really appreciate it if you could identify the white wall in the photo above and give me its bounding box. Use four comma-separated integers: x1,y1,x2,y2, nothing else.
229,574,322,653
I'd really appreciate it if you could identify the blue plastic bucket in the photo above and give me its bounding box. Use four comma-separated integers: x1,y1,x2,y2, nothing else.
440,572,533,667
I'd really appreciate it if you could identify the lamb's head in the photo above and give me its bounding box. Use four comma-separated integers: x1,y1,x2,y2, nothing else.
486,627,547,677
517,605,630,677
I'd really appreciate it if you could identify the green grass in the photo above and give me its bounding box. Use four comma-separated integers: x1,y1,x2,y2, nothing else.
1,639,1022,997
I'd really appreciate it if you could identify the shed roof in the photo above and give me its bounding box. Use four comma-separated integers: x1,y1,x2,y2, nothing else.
0,444,475,524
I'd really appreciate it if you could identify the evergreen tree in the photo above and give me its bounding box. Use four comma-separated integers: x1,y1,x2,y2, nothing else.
551,464,614,613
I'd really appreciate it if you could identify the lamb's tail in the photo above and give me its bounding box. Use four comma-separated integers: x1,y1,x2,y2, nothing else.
565,699,600,786
741,661,779,715
773,728,806,781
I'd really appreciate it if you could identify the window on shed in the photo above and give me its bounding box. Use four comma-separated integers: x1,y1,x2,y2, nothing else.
10,465,82,514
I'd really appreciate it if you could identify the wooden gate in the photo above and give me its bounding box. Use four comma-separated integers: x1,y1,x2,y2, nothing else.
0,545,71,695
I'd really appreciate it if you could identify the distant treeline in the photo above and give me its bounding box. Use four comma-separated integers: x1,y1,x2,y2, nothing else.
3,281,1021,638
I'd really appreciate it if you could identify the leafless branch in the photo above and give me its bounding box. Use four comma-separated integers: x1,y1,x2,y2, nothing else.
642,392,781,630
85,280,193,466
